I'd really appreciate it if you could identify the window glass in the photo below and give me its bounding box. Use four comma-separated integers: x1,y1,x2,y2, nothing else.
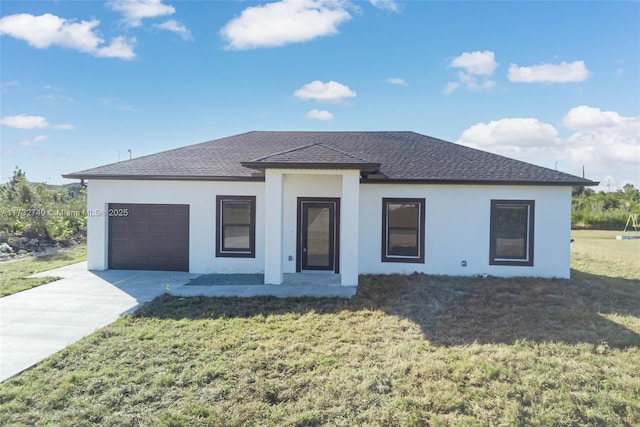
382,198,425,263
216,196,255,257
388,203,420,257
223,226,251,250
490,200,534,266
494,205,528,259
223,201,251,224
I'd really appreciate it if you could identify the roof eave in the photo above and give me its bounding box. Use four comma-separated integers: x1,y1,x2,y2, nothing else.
61,173,265,182
62,173,598,187
360,178,600,186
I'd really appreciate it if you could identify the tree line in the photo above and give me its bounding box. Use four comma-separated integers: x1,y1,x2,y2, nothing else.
572,184,640,230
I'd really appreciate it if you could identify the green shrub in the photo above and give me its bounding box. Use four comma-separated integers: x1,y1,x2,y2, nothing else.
0,167,87,241
572,184,639,230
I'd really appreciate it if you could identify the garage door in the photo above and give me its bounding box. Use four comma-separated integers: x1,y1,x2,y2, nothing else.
108,203,189,271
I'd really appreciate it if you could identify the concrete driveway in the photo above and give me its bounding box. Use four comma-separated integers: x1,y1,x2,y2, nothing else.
1,262,356,383
0,262,198,382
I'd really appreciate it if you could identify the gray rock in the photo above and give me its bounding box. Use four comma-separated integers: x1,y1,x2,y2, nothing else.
0,243,12,253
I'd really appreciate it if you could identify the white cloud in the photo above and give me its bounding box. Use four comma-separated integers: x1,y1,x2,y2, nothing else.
459,118,559,152
294,80,356,103
37,93,74,104
0,13,136,59
445,50,497,94
385,77,407,86
94,36,137,59
445,71,496,95
459,71,495,91
100,97,136,112
562,105,627,130
107,0,175,27
1,114,49,129
561,106,639,169
19,135,47,146
457,106,640,181
370,0,399,12
450,50,498,75
0,80,19,94
52,124,75,130
508,60,590,83
155,19,192,40
220,0,352,50
443,82,460,95
0,114,73,130
306,109,334,121
592,175,640,193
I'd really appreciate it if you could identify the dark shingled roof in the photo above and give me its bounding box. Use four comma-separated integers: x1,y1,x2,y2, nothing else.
63,131,597,186
241,143,381,171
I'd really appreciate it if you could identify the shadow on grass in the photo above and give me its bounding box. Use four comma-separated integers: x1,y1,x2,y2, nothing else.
134,270,640,349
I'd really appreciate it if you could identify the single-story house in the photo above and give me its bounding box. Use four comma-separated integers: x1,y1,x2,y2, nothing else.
64,131,597,286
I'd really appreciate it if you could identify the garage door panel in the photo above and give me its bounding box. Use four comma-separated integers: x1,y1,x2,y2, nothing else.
111,238,130,249
112,222,129,233
108,203,189,271
150,222,169,233
132,222,149,233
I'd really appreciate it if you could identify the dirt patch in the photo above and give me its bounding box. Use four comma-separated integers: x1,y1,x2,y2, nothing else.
0,231,86,263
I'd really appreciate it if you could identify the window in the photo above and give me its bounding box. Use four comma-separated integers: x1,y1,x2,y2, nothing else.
382,198,425,263
489,200,534,266
216,196,256,258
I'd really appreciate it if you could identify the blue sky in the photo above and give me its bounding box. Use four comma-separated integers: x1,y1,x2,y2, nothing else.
1,0,638,191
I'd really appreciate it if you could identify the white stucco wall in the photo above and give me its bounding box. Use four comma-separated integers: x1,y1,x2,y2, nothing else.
86,178,572,279
358,184,572,278
86,179,265,273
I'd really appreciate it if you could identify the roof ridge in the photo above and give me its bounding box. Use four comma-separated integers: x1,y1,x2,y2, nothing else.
247,142,318,162
315,143,373,163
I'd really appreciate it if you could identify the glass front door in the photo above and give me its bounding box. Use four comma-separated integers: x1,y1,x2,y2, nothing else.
299,200,338,271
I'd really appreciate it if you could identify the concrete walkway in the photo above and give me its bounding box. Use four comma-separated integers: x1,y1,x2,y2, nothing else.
0,262,356,382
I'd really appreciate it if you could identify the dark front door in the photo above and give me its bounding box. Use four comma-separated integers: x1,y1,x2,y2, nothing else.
297,198,340,272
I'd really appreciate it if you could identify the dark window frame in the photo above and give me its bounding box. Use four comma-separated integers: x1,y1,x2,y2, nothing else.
489,199,535,266
216,195,256,258
381,197,426,263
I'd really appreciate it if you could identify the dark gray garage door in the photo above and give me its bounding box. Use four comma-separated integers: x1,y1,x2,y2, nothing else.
108,203,189,271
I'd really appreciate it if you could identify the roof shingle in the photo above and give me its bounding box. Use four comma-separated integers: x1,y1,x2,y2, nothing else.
63,131,597,186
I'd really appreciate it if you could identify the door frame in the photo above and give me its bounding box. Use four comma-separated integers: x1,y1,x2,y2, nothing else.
296,197,340,273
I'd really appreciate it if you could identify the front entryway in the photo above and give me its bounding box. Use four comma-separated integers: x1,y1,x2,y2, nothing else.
297,198,340,272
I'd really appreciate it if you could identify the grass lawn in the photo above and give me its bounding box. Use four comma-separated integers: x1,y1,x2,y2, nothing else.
571,229,640,280
0,232,638,425
0,246,86,297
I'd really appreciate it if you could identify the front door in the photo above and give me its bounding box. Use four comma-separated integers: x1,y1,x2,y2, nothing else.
297,198,340,272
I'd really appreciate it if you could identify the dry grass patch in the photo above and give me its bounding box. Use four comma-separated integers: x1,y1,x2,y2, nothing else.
0,234,638,425
0,245,86,297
